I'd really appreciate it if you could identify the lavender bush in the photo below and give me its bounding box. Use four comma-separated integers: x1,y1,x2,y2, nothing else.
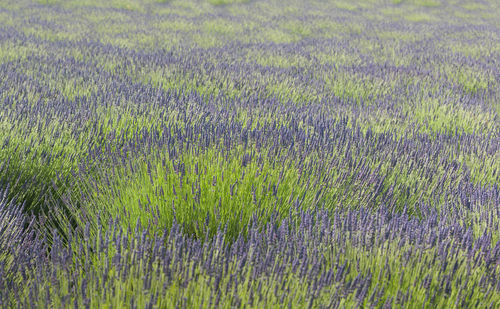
0,0,498,307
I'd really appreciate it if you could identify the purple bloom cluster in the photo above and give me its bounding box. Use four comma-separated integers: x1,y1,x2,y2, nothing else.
1,204,499,307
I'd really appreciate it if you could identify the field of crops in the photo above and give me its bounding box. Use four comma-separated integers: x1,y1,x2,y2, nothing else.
0,0,499,307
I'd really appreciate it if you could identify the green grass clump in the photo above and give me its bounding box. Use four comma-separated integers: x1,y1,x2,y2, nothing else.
78,144,316,240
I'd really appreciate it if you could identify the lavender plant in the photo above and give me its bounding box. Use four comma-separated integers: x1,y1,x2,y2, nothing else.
2,206,500,308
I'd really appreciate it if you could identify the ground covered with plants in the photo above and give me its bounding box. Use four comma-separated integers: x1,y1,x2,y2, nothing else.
0,0,499,307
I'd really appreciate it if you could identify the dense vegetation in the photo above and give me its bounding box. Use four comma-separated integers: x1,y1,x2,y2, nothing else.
0,0,499,307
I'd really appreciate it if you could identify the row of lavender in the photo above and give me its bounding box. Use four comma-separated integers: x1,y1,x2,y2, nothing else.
0,0,499,307
1,192,499,307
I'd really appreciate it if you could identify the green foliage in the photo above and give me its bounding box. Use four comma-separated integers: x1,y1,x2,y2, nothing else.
208,0,250,6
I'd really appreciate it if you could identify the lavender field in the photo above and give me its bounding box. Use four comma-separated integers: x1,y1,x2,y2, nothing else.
0,0,499,307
